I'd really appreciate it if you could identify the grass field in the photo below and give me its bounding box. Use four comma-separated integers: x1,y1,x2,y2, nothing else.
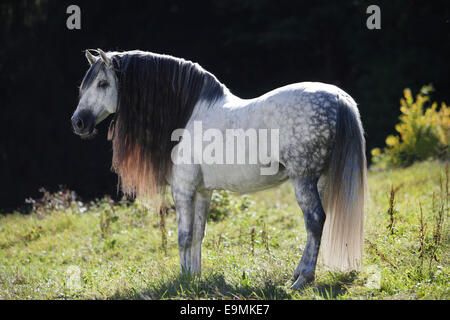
0,161,448,300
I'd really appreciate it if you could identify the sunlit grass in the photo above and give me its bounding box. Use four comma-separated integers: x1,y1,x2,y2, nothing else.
0,161,448,299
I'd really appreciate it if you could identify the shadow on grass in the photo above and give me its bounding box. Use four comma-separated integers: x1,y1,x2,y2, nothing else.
309,271,359,299
109,270,360,300
110,271,293,300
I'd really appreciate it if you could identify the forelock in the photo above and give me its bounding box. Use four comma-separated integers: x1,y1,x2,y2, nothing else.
80,60,105,93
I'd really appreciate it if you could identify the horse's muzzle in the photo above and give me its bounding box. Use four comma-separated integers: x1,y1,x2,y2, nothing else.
71,109,96,137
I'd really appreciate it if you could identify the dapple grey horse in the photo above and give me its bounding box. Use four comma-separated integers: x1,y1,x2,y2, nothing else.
71,49,366,290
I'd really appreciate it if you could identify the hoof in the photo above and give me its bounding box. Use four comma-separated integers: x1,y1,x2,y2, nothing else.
290,275,314,291
290,274,299,284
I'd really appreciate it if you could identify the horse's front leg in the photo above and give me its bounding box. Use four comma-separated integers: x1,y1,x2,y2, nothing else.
190,189,212,274
173,186,195,274
171,164,203,275
290,176,326,290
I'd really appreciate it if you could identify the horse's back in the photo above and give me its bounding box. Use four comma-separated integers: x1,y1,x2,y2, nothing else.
258,81,353,104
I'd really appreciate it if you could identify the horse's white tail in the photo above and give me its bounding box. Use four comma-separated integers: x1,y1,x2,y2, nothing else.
320,95,367,272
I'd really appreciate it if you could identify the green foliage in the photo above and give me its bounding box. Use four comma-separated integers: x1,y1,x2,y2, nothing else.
99,204,119,240
371,85,449,168
208,191,255,221
208,190,253,222
208,190,232,221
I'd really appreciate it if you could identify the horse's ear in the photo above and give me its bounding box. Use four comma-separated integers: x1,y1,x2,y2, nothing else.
85,50,96,65
97,48,111,67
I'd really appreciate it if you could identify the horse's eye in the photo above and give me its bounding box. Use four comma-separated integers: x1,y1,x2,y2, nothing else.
98,80,109,88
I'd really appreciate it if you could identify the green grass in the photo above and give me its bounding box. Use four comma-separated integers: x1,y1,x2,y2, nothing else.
0,161,448,300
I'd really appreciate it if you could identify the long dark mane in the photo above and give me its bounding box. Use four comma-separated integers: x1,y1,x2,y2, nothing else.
107,51,225,198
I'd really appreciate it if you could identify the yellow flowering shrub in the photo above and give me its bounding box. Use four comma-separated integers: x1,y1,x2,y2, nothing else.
371,85,449,168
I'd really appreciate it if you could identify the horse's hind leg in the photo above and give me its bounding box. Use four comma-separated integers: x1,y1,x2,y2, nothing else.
290,176,326,290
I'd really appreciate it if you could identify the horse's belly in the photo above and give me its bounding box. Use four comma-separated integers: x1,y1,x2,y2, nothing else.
201,163,289,193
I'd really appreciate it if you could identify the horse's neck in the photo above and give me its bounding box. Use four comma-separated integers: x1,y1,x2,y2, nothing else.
191,90,241,117
188,91,265,133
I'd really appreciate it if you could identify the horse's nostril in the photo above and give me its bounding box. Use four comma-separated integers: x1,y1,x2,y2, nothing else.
75,118,84,130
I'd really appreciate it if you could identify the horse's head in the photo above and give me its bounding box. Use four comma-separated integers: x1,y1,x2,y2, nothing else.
71,49,118,138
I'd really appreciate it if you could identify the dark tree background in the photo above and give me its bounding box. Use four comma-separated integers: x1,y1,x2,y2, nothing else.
0,0,449,210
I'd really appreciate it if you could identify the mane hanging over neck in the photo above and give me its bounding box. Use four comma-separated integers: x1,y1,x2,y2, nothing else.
110,51,225,199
